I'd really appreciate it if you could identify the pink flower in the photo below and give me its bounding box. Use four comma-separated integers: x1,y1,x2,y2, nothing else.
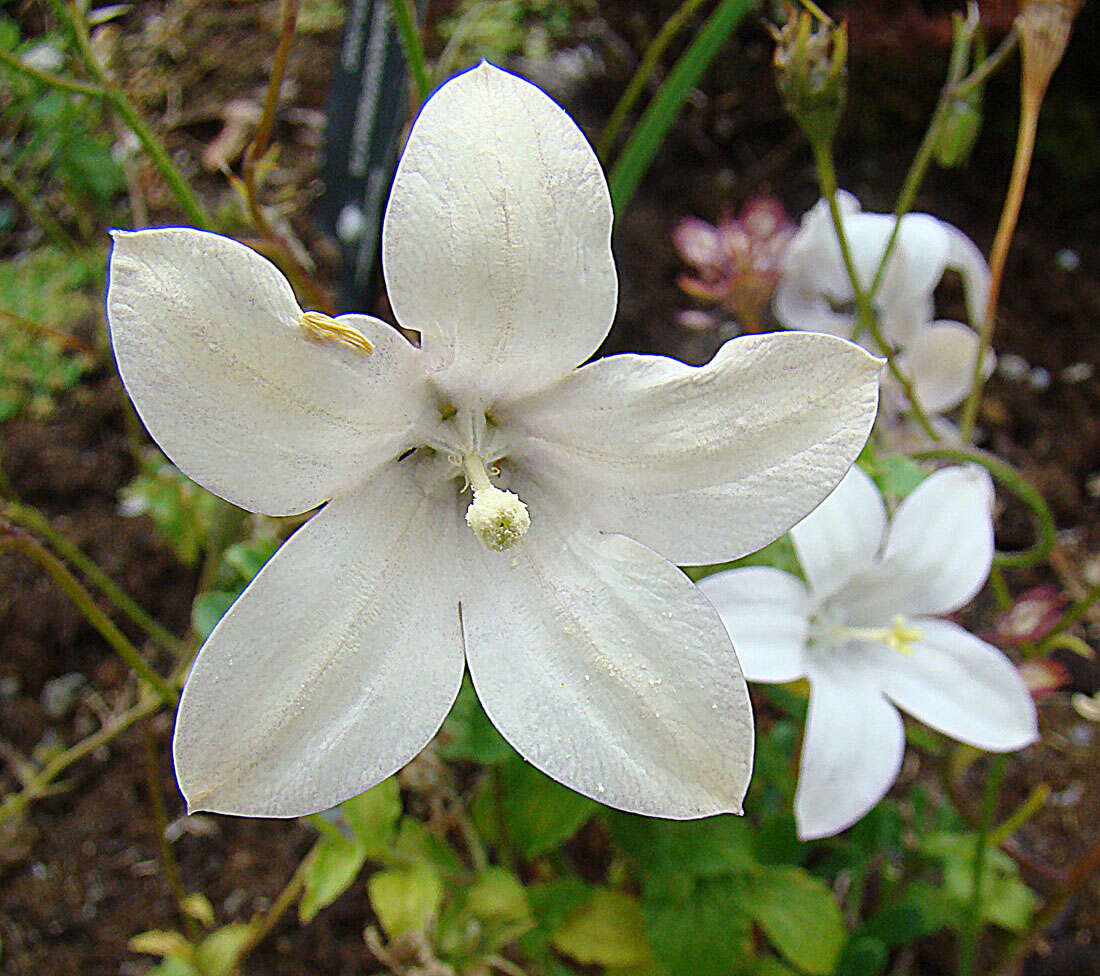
673,196,795,333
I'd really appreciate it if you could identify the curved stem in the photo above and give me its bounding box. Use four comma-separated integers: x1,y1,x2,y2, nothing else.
910,445,1056,569
0,691,162,824
0,532,178,706
0,42,104,96
3,501,185,657
229,852,313,969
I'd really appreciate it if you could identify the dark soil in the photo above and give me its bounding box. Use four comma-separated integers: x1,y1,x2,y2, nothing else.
1,2,1098,974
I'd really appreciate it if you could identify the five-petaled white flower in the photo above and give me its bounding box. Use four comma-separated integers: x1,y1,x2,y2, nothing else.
774,192,993,421
107,63,881,820
699,464,1038,840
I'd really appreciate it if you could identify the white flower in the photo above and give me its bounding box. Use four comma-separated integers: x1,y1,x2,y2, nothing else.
107,63,881,820
774,193,993,418
699,464,1038,840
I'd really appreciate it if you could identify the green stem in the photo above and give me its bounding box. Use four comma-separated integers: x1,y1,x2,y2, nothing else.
0,691,162,824
389,0,431,104
230,852,313,969
957,754,1007,976
596,0,711,161
1040,581,1100,645
142,725,201,942
51,0,211,227
1,532,178,706
910,445,1056,569
0,42,104,96
3,501,185,657
990,783,1050,848
811,142,940,441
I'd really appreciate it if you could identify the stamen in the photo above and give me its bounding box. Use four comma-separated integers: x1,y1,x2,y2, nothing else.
299,311,374,355
833,615,924,655
462,455,530,552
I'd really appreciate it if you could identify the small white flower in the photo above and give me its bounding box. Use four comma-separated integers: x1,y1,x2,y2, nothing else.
774,193,993,420
107,64,881,820
699,464,1038,840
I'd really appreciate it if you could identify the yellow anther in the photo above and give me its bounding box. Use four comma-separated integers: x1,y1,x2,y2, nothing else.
462,454,530,552
299,311,374,355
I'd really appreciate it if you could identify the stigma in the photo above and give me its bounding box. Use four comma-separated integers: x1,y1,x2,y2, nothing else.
462,455,530,551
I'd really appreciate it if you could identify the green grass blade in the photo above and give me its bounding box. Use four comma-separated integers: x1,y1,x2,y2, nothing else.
608,0,759,215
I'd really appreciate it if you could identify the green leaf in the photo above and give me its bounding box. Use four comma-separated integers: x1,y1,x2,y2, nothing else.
179,893,216,929
392,816,465,877
466,867,531,925
867,455,930,504
341,777,401,857
644,876,753,976
195,924,254,976
552,889,652,967
299,833,366,923
128,930,192,958
439,676,515,765
608,0,757,213
741,866,846,975
858,881,952,946
919,832,1038,932
222,538,279,581
368,862,445,938
834,935,889,976
746,956,801,976
190,591,237,640
606,810,756,886
499,757,598,859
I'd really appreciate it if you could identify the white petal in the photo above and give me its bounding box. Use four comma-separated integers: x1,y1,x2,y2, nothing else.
796,657,905,840
772,275,856,337
894,321,986,413
697,567,810,682
505,331,881,565
885,214,951,305
108,228,430,515
382,63,616,400
944,224,991,329
790,464,886,599
870,618,1038,751
881,464,995,614
173,466,465,817
460,482,753,819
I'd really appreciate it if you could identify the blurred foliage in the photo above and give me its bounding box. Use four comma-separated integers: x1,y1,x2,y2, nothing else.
0,246,100,420
437,0,588,63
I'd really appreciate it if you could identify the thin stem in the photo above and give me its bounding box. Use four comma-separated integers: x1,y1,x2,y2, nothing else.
953,28,1020,100
1,532,178,706
142,725,201,942
3,501,185,657
993,833,1100,976
0,691,162,823
388,0,431,104
910,445,1056,569
957,754,1007,976
596,0,711,161
959,60,1044,441
990,783,1050,848
1041,581,1100,644
230,852,313,969
0,42,104,96
240,0,333,314
50,0,211,227
811,142,940,441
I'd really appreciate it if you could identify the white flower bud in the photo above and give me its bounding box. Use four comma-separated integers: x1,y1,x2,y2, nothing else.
465,486,531,551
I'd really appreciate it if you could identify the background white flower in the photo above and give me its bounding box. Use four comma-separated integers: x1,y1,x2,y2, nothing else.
699,464,1038,840
774,192,993,423
107,63,881,821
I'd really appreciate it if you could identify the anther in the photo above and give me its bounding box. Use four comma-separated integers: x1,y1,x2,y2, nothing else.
299,311,374,355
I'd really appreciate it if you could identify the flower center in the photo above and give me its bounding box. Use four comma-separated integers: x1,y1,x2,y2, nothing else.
832,614,924,655
461,454,530,552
